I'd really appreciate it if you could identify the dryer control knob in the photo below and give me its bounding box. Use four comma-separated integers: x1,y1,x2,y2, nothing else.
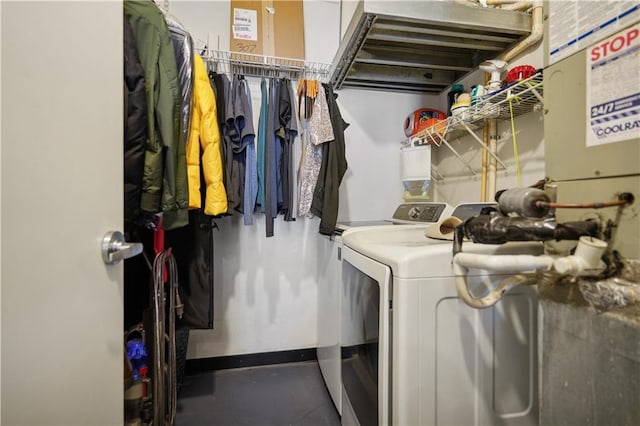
408,207,421,220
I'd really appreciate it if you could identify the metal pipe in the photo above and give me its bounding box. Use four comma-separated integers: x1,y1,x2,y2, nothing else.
498,0,544,62
537,199,630,209
486,0,522,4
480,72,491,202
607,204,626,254
480,125,488,201
487,119,498,200
501,1,534,11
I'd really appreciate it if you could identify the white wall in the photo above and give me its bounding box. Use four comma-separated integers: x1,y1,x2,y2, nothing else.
338,89,433,220
171,0,432,358
169,0,230,50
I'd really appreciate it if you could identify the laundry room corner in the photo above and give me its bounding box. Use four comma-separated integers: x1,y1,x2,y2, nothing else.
168,0,435,360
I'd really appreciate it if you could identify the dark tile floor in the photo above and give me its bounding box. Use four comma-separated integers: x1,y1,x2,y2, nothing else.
176,361,341,426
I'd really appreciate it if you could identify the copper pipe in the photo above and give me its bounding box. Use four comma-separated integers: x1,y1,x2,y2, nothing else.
486,0,522,4
487,119,498,200
537,199,629,209
502,1,534,11
537,193,634,209
480,72,491,202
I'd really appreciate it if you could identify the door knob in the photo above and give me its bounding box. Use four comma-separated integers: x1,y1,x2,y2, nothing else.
102,231,143,265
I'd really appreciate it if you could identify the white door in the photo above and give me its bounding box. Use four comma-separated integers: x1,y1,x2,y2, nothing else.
341,246,392,426
1,2,123,424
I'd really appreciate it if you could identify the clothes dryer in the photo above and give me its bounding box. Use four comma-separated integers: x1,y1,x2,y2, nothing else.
318,203,453,415
340,204,541,426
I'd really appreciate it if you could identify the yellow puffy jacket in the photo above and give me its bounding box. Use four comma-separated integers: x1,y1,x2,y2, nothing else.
186,54,228,215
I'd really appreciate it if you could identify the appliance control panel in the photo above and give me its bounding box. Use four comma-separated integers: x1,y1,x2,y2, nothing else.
392,203,451,223
450,202,497,221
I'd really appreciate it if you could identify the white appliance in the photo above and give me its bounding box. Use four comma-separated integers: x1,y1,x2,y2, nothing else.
340,203,542,426
318,203,453,415
317,232,344,414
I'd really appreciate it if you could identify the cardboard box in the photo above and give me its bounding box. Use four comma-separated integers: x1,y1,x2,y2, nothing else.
230,0,305,60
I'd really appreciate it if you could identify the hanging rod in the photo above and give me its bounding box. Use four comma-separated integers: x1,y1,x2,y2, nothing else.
200,49,331,82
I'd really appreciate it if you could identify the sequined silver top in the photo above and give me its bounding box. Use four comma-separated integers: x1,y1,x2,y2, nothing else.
297,84,335,216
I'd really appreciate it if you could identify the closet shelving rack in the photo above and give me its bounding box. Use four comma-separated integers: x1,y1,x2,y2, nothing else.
202,49,332,82
405,72,544,180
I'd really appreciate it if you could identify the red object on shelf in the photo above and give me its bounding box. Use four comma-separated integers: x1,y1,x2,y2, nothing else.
506,65,536,84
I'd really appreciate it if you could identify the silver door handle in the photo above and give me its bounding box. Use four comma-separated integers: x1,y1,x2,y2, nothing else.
102,231,143,265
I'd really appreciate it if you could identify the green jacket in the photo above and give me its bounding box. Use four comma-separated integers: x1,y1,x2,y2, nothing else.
124,0,188,229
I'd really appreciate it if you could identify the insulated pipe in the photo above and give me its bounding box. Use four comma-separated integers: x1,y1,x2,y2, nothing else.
486,0,522,4
498,0,544,62
501,1,534,11
454,252,554,273
453,252,554,308
456,273,538,309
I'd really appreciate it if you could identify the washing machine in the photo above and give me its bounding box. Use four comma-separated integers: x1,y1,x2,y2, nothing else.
340,203,542,426
317,203,454,415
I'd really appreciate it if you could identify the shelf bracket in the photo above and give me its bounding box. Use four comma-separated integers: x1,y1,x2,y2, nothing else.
433,132,478,177
423,129,443,147
524,82,544,104
431,167,445,183
461,122,508,170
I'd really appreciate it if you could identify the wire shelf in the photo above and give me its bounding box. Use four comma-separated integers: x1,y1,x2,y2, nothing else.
416,72,544,145
465,72,544,122
201,49,331,81
403,72,544,179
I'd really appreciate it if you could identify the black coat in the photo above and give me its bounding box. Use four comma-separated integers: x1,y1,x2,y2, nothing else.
123,16,148,225
311,85,349,235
